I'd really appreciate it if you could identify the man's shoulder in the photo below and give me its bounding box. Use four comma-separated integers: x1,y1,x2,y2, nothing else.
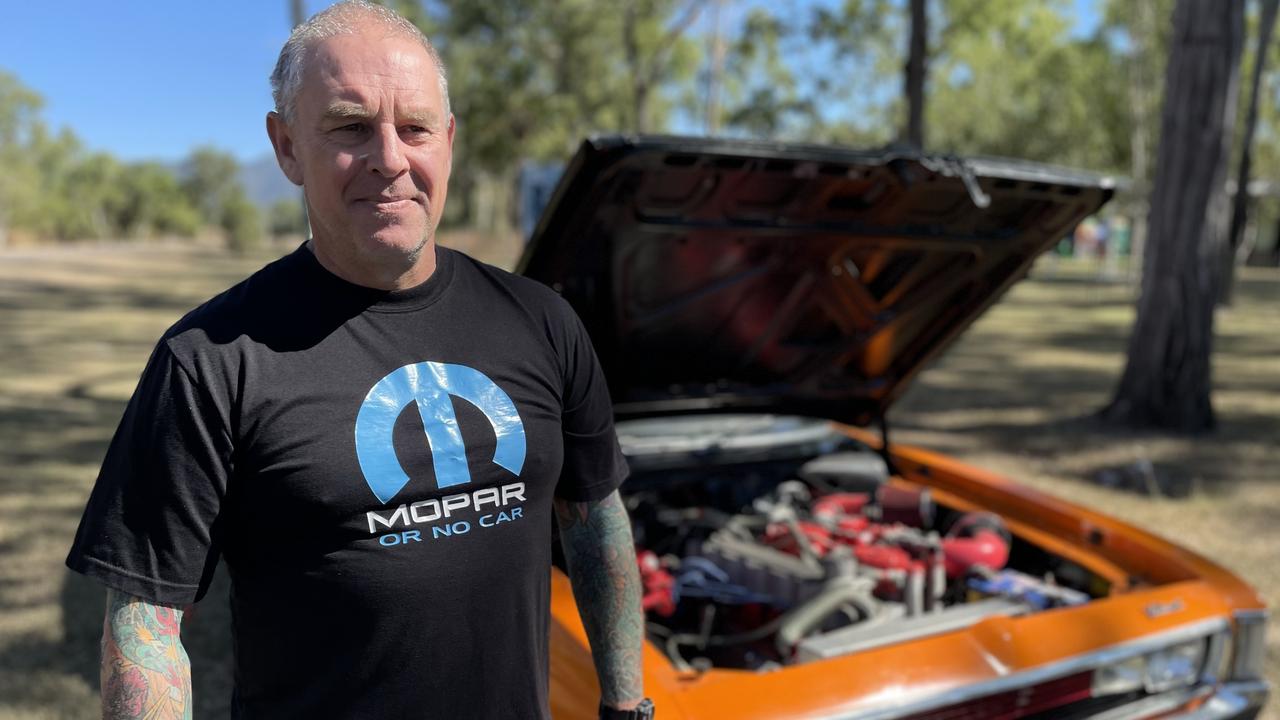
445,245,573,317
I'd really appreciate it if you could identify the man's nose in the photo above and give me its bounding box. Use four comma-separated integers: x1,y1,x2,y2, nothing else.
365,124,409,176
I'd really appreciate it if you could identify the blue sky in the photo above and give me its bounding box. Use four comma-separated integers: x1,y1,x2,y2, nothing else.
1,2,305,162
0,0,1100,164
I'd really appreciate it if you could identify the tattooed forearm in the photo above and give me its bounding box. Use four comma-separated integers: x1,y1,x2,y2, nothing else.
555,490,645,709
101,589,192,720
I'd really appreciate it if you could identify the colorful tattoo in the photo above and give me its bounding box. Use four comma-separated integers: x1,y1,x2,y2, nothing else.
554,490,644,708
102,589,192,720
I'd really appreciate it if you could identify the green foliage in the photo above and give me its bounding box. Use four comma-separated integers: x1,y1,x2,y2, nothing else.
268,197,308,238
118,163,202,238
419,0,701,231
797,0,902,145
1235,0,1280,182
180,146,246,226
926,0,1125,169
0,70,43,147
221,191,264,255
175,145,265,251
773,0,1201,178
718,9,815,137
5,0,1280,248
443,0,624,170
0,71,210,243
0,72,47,238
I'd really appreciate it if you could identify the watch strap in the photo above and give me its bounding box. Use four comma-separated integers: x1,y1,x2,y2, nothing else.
599,698,655,720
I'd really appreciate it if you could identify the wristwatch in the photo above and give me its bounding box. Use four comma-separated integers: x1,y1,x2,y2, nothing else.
599,698,655,720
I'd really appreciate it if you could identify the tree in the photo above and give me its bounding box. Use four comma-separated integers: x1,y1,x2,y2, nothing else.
117,162,201,238
1221,0,1279,304
1101,0,1245,433
925,0,1125,169
801,0,1129,167
178,145,264,251
622,0,704,132
903,0,927,147
804,0,899,146
180,146,245,227
1102,0,1175,281
268,197,308,238
397,0,700,233
0,71,46,246
702,0,727,134
222,191,264,255
717,8,814,137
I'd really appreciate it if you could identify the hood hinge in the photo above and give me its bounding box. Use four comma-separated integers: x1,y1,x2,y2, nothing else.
920,155,991,209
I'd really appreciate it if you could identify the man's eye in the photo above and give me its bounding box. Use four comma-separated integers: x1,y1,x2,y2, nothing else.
404,126,428,134
334,123,366,133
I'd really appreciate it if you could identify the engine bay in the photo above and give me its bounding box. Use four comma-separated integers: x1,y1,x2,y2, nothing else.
612,415,1100,672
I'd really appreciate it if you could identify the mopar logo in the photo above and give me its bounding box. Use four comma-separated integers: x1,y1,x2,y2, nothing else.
354,362,526,503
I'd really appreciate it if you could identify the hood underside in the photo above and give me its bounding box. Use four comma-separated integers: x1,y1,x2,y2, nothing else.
519,135,1115,425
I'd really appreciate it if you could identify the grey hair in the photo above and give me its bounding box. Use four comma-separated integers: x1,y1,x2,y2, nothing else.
270,0,450,124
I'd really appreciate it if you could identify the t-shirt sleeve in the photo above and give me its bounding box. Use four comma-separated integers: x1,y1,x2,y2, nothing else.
65,339,232,605
553,304,629,502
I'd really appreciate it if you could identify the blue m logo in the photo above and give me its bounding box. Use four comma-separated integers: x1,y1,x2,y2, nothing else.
354,362,526,504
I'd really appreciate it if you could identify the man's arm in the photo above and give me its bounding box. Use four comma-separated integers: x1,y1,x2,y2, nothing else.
554,490,645,711
101,588,193,720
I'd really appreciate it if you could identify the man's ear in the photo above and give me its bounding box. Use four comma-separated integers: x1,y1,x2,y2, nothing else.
266,112,304,186
446,114,456,172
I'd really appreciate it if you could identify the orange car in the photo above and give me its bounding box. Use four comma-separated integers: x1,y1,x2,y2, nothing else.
520,137,1269,720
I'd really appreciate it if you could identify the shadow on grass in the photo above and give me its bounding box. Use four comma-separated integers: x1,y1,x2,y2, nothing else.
891,271,1280,496
0,394,125,490
0,280,209,316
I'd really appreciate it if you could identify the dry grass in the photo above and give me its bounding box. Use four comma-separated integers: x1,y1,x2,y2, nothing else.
0,240,1274,718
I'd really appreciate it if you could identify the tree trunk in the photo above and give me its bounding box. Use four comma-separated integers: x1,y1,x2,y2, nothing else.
622,1,703,134
704,0,726,135
634,82,651,134
622,5,648,133
1220,0,1279,305
903,0,927,149
1125,0,1155,284
1101,0,1244,434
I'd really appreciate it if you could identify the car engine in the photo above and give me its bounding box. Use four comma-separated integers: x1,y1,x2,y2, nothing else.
617,416,1093,672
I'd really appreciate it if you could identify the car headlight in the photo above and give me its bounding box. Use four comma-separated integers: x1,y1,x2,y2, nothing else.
1092,654,1146,696
1143,639,1206,693
1230,610,1269,682
1092,638,1208,697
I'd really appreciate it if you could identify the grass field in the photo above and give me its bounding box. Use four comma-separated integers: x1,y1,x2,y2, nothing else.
0,239,1274,718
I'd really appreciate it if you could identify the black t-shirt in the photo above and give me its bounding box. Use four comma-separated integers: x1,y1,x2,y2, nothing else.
66,243,628,719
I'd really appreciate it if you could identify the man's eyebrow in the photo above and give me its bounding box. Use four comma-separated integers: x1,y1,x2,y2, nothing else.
320,103,442,127
321,102,373,122
400,109,442,127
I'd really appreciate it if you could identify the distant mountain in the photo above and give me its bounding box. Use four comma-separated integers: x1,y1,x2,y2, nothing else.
240,153,301,208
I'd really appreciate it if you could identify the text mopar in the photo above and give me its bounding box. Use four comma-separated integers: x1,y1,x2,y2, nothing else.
366,482,526,533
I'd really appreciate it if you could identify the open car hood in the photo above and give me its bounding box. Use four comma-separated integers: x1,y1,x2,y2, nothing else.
518,135,1115,425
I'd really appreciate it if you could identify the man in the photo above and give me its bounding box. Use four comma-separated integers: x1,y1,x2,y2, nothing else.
65,2,651,718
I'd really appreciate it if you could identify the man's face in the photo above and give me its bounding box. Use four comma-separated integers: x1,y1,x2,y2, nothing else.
269,28,454,277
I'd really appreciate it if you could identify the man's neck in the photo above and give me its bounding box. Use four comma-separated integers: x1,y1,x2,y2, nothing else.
306,238,437,291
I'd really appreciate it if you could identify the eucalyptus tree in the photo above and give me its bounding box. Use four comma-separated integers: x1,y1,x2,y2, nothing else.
1102,0,1245,432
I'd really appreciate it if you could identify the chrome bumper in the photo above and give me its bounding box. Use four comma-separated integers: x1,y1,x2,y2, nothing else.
1175,681,1270,720
1091,680,1270,720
